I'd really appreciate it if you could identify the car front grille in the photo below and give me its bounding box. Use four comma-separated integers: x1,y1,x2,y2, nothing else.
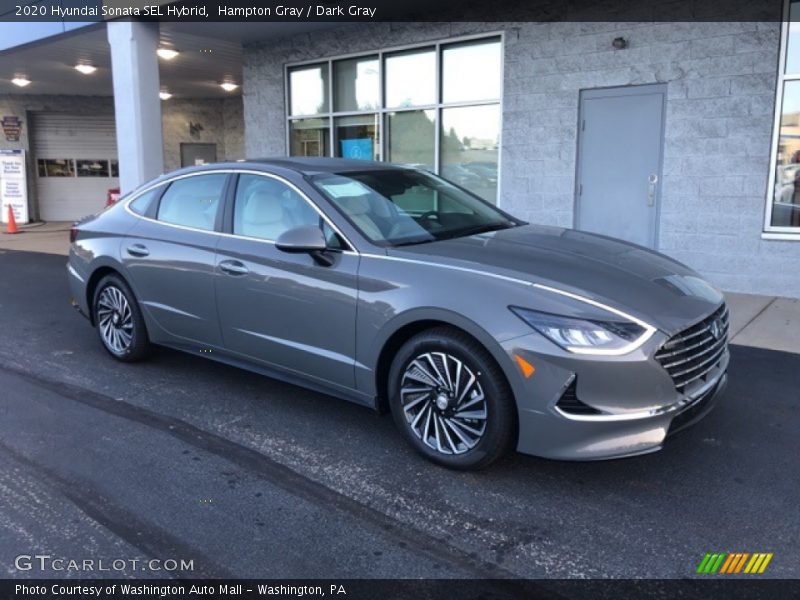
655,303,729,393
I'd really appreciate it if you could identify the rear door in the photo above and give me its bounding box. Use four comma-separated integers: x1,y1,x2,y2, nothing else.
214,172,359,390
122,172,230,347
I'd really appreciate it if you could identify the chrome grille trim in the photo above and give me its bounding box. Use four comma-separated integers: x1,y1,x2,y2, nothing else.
660,331,728,369
655,304,729,393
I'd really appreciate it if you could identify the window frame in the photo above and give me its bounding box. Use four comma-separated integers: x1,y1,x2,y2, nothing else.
764,4,800,239
123,169,356,252
284,32,504,199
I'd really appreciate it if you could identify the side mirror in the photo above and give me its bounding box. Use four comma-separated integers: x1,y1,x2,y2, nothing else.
275,225,334,266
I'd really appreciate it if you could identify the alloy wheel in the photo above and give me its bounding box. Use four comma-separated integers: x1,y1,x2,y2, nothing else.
96,285,134,354
400,352,487,455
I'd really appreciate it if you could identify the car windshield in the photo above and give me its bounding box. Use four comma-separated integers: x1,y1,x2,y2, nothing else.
311,169,520,247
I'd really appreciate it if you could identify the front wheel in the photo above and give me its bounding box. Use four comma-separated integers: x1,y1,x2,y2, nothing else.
388,327,516,470
93,274,151,362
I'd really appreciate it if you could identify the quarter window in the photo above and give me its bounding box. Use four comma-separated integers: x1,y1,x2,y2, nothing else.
128,187,162,216
286,36,502,203
156,174,226,231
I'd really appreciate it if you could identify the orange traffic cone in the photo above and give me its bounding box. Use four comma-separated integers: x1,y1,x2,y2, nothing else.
5,205,19,234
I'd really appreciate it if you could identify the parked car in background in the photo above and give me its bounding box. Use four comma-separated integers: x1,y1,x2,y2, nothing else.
440,163,483,188
68,158,729,469
463,162,498,185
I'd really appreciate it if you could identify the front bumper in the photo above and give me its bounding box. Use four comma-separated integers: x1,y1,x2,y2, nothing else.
502,330,729,460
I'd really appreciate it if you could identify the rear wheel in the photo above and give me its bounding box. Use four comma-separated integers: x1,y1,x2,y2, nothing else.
93,274,151,362
388,327,516,470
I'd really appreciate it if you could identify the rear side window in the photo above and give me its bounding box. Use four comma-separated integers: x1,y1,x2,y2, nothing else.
156,174,227,231
128,186,162,216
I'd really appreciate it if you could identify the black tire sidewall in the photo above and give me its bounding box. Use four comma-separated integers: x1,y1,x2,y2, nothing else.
93,274,150,362
388,329,515,470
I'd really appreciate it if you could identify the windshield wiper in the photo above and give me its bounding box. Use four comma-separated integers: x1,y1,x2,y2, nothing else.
392,237,436,247
436,221,515,241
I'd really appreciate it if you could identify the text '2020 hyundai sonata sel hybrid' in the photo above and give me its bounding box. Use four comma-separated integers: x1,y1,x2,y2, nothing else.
68,158,729,469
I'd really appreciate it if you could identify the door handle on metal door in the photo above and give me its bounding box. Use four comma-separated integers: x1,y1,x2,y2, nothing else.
219,260,249,276
126,244,149,257
647,174,658,207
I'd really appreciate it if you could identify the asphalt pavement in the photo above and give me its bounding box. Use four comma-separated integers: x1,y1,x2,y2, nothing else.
0,249,797,579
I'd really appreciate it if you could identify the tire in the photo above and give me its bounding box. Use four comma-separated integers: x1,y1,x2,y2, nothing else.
388,327,516,470
92,273,151,362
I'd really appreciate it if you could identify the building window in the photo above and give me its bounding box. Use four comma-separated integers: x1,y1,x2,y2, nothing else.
37,159,75,177
286,35,502,203
76,159,110,177
768,3,800,233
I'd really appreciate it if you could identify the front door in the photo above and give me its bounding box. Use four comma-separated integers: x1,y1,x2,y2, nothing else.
575,84,666,248
214,173,359,391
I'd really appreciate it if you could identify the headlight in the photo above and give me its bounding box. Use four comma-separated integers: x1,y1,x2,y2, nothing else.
510,306,655,355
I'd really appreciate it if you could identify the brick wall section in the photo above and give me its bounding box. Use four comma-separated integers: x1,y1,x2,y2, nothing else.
243,21,800,298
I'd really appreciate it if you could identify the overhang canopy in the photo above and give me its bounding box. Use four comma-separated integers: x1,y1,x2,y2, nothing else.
0,21,345,98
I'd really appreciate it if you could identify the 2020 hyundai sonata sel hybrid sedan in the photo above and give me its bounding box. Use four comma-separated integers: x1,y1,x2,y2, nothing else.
68,158,729,469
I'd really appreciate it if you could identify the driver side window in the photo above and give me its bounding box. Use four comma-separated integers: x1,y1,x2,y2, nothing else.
233,175,343,249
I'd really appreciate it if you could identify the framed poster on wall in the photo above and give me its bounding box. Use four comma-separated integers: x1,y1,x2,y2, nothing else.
0,149,29,224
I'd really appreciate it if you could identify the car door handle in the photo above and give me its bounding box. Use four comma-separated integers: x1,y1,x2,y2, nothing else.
219,260,249,276
126,244,149,257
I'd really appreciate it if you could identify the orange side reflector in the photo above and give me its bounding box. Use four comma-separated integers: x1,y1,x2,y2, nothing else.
514,354,535,378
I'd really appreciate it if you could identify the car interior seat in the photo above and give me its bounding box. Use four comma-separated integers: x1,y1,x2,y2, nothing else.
335,195,384,240
240,189,288,240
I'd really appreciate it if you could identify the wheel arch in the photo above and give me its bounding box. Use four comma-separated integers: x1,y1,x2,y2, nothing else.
85,262,127,325
371,309,520,419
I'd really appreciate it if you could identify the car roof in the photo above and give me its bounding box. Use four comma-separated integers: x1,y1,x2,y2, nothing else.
240,157,408,175
142,158,414,191
187,156,409,175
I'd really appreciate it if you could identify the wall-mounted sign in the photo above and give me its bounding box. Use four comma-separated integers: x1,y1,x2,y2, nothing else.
1,116,22,142
340,138,373,160
0,149,29,224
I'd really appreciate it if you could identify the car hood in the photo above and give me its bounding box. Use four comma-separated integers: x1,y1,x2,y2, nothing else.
388,224,724,335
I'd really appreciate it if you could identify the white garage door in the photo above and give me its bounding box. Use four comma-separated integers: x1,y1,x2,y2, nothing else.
32,113,120,221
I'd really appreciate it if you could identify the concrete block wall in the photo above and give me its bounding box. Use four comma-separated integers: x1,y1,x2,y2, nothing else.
240,20,799,298
161,96,245,171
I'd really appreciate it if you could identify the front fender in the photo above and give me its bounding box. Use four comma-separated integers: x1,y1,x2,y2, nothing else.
355,305,527,417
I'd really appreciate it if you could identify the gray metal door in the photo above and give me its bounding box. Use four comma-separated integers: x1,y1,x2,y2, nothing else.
575,84,666,248
180,143,217,167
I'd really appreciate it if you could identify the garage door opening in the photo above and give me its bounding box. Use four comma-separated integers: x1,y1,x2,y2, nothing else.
32,113,119,221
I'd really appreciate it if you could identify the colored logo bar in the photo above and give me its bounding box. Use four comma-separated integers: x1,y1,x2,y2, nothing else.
696,552,773,574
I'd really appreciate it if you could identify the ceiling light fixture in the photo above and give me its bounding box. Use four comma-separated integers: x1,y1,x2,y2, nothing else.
74,64,97,75
11,76,31,87
220,82,239,92
159,90,172,101
157,47,179,60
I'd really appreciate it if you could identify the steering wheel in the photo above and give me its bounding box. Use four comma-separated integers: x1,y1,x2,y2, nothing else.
418,211,440,222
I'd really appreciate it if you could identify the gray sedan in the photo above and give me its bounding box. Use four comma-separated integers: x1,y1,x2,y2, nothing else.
68,158,729,469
